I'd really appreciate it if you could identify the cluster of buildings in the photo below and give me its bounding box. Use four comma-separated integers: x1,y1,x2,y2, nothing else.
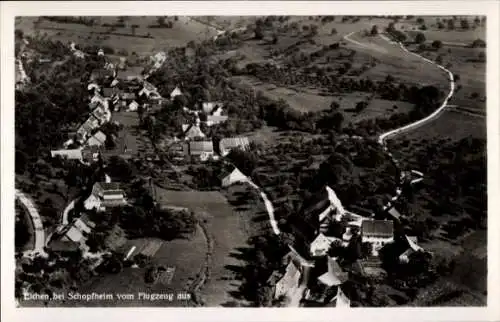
271,185,426,307
49,180,128,253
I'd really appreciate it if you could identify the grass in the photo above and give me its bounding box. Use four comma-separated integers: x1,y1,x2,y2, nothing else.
74,227,206,307
152,187,260,306
16,16,218,56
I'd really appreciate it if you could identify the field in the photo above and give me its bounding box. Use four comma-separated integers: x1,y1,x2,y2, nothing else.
16,16,218,56
153,186,269,306
72,226,207,307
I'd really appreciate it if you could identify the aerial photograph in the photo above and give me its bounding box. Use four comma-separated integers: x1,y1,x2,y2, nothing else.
14,15,486,307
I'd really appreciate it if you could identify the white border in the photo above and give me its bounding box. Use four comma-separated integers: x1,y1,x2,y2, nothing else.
1,2,499,322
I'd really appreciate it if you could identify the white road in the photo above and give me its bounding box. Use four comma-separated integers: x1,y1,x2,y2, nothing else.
16,189,47,257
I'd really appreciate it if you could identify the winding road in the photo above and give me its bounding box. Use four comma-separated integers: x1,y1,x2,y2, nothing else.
15,189,47,257
344,31,455,213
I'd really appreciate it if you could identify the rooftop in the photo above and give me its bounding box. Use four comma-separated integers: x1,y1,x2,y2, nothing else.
361,219,394,237
189,140,214,154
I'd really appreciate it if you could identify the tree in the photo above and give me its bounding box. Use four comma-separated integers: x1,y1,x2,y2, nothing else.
370,25,379,36
460,19,470,30
330,101,340,111
447,19,455,30
431,40,442,50
415,32,426,44
156,17,166,26
471,38,486,48
387,22,396,32
416,17,425,24
331,28,338,35
254,25,264,40
355,101,368,113
478,51,486,62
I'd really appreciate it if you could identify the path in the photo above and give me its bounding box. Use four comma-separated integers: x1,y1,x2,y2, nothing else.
342,30,455,225
15,189,47,257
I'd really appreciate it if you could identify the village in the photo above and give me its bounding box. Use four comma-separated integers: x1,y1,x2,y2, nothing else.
17,37,434,308
12,14,487,309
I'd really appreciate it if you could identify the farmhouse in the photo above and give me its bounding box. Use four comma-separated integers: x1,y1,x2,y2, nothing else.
90,68,114,82
60,214,96,247
50,149,83,160
318,257,349,287
92,106,110,124
206,115,229,127
274,246,314,302
84,182,127,212
82,145,101,163
77,115,100,141
188,140,215,162
201,102,224,114
170,86,183,100
221,168,248,187
219,137,250,156
87,131,107,147
139,81,160,98
128,100,139,111
310,233,343,257
182,123,205,140
361,219,394,255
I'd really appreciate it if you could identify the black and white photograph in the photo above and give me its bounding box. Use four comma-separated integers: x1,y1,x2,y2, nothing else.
2,1,500,321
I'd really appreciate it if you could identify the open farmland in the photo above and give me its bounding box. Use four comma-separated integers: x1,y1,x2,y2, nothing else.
17,16,218,56
345,32,449,89
153,187,267,306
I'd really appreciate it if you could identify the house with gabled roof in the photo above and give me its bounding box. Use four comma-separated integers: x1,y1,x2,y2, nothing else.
219,137,250,156
170,86,183,100
182,123,205,140
206,115,229,127
82,145,101,164
87,131,107,147
188,140,215,162
274,245,314,305
361,219,394,256
92,106,110,124
310,233,344,258
201,101,224,114
84,182,127,212
51,149,83,161
77,115,100,142
221,167,248,187
318,257,349,287
61,214,96,246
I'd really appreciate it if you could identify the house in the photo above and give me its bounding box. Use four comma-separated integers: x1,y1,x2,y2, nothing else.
87,131,107,147
84,182,127,212
139,81,159,98
182,124,205,140
115,67,144,82
77,115,100,141
150,51,167,68
219,137,250,156
206,115,229,127
318,257,349,287
60,214,96,246
170,86,183,100
90,68,114,82
98,48,104,56
361,219,394,256
82,145,101,163
121,92,137,101
274,246,314,303
92,106,110,124
399,235,424,263
51,149,83,160
73,50,85,59
387,206,402,221
326,286,351,307
221,168,248,187
201,102,224,114
309,233,343,257
128,100,139,111
188,140,215,162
